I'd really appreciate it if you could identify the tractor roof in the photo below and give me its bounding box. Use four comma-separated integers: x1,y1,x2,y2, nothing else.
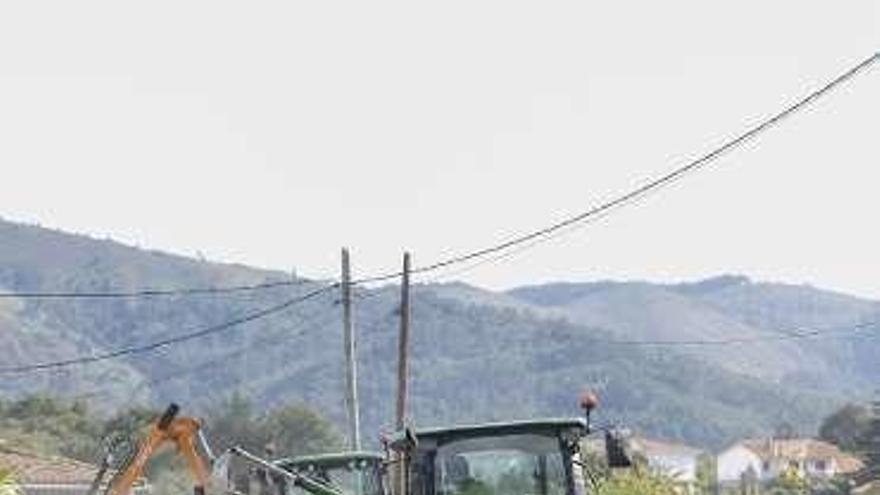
276,451,385,469
390,417,586,450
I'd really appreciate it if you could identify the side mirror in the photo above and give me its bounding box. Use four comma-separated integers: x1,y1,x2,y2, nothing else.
604,430,632,468
402,427,418,452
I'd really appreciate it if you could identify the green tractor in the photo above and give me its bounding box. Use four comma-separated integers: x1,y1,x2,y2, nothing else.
275,452,387,495
388,395,629,495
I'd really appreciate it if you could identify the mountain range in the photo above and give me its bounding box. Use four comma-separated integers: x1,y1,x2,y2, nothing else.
1,218,877,449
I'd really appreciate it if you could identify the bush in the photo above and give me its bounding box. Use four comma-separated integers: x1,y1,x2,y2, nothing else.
595,467,678,495
0,467,21,495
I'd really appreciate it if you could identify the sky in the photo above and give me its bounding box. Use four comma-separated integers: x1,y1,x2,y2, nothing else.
0,1,878,297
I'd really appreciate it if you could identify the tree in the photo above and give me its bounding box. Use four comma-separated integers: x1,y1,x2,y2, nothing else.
820,404,873,453
0,394,102,461
204,393,268,454
204,394,342,457
102,406,162,440
764,465,808,495
862,399,880,471
201,395,342,495
262,404,342,457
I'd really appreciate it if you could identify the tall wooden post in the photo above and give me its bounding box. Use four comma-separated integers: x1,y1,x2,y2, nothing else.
395,252,411,431
341,247,361,450
395,252,412,495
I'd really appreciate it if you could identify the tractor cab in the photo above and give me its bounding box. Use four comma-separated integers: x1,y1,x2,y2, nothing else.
390,419,591,495
276,452,387,495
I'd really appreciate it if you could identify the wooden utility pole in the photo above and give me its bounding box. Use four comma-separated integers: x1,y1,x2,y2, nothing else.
341,247,361,450
395,252,411,431
394,252,412,495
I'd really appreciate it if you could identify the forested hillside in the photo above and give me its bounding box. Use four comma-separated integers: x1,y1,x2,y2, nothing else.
1,219,875,448
508,276,880,395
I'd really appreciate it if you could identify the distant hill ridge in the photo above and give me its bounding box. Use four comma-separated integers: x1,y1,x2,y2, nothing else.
0,218,290,293
1,218,877,448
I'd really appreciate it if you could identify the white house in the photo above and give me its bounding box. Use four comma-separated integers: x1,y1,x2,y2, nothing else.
629,436,704,494
716,438,864,486
716,443,763,486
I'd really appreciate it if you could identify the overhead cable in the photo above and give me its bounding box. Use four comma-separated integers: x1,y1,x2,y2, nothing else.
0,284,336,374
595,318,879,347
356,52,880,285
81,303,338,402
2,54,877,299
0,278,314,299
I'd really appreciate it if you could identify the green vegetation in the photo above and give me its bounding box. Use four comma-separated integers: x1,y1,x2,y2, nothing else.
820,403,873,454
764,466,809,495
820,400,879,489
0,394,342,462
204,392,343,456
0,395,103,460
582,446,687,495
591,466,678,495
864,401,880,473
0,394,342,495
0,467,20,495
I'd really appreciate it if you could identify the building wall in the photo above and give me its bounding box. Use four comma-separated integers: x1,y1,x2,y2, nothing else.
716,446,762,483
764,457,837,480
806,457,837,478
717,443,842,485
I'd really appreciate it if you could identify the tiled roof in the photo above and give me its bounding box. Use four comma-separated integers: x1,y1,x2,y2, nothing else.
837,454,868,474
738,438,864,474
0,446,99,485
630,436,703,458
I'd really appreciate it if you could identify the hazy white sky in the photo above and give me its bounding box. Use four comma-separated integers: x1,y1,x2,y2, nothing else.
0,1,878,297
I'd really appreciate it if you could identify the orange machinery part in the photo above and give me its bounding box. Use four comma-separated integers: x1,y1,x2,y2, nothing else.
107,405,210,495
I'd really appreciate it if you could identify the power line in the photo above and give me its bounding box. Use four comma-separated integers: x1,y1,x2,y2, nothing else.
0,284,337,374
363,278,880,348
3,54,876,300
355,52,880,285
61,294,880,401
74,320,323,403
361,273,880,347
70,310,880,402
0,53,875,380
419,197,629,284
593,318,880,347
140,304,337,393
0,278,316,299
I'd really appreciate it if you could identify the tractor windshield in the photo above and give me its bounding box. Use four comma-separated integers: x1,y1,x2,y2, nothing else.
433,434,568,495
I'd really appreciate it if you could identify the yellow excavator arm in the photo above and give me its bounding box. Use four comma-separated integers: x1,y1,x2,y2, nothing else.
93,403,343,495
102,404,210,495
